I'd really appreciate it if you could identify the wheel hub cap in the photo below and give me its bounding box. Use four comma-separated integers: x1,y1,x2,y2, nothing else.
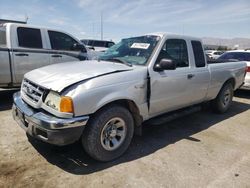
101,117,127,151
109,129,117,138
223,89,231,107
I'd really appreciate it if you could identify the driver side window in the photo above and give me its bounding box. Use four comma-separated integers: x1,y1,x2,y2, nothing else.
48,30,80,51
156,39,189,68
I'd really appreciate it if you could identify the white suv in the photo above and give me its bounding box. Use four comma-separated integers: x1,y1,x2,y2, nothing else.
81,39,115,52
205,50,224,59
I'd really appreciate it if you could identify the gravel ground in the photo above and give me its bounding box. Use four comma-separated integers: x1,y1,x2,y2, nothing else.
0,89,249,188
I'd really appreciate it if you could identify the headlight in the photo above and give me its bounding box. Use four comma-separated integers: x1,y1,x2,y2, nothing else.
44,91,74,113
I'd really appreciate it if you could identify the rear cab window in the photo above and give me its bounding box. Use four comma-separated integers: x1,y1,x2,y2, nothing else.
17,27,43,48
156,39,189,68
0,26,6,47
92,40,106,47
191,40,206,67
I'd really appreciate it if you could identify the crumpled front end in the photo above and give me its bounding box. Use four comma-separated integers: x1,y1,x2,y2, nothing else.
12,92,89,145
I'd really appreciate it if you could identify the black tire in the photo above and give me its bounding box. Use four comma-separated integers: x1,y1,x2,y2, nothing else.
82,105,134,162
212,82,234,113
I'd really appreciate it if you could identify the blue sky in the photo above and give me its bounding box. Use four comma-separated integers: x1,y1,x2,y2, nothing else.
0,0,250,41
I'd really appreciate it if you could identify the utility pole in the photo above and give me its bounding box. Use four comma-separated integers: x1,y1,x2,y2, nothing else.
92,22,95,38
101,12,103,40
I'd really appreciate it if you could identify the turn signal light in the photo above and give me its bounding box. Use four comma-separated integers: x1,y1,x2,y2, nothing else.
60,96,74,113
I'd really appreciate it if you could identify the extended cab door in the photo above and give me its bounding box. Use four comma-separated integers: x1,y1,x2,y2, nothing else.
47,30,88,64
188,40,210,104
12,27,50,84
149,38,196,117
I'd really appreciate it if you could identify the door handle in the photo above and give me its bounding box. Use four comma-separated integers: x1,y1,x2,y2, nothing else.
51,54,62,58
15,53,29,56
187,74,195,79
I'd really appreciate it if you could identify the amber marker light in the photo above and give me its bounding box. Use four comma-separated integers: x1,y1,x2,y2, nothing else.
60,96,74,113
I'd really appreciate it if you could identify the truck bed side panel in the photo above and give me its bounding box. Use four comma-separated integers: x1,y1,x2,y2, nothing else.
0,48,11,86
206,62,246,100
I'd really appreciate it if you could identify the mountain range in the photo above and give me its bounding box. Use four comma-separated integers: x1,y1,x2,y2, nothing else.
202,37,250,49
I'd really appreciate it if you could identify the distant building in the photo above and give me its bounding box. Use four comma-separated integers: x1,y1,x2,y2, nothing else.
0,19,27,25
203,44,228,50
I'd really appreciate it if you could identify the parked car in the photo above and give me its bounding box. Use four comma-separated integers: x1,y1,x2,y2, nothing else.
218,50,250,90
12,33,247,161
205,50,224,59
81,39,115,52
0,23,89,88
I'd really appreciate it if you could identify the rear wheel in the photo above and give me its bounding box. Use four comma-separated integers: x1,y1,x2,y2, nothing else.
212,82,234,113
82,105,134,162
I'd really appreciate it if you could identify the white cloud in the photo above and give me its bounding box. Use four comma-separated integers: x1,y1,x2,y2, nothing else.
1,0,249,39
49,18,67,26
48,6,56,12
75,0,250,27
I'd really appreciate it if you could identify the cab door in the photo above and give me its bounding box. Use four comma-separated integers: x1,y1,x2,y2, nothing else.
12,27,50,84
149,39,195,117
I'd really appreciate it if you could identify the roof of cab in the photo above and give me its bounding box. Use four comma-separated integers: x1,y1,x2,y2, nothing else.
5,23,52,30
146,32,202,41
3,23,81,42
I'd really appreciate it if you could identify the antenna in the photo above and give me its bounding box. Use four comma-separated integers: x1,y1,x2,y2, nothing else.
92,22,95,38
25,14,29,23
101,12,103,40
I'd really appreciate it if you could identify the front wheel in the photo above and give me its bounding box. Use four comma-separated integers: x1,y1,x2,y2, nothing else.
82,105,134,162
212,83,234,113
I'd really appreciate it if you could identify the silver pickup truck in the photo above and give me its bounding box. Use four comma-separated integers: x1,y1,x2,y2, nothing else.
12,33,247,161
0,23,88,88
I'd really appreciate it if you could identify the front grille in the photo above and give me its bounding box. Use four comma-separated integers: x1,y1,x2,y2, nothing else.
22,79,45,104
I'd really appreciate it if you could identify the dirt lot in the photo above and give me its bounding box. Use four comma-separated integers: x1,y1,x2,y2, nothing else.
0,89,249,188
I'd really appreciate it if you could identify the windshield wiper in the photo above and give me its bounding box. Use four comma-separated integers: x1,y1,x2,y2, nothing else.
105,58,132,67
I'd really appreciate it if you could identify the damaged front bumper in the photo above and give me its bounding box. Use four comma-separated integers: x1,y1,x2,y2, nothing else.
12,92,89,146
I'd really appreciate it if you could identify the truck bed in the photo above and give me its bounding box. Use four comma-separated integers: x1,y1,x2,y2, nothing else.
206,61,246,100
207,59,239,64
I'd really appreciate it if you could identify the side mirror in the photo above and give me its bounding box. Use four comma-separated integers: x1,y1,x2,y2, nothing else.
73,43,87,53
154,59,176,71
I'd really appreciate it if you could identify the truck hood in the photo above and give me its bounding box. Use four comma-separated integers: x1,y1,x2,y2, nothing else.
24,60,133,92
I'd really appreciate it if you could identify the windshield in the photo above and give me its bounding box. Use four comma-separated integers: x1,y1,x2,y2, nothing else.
99,35,160,65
